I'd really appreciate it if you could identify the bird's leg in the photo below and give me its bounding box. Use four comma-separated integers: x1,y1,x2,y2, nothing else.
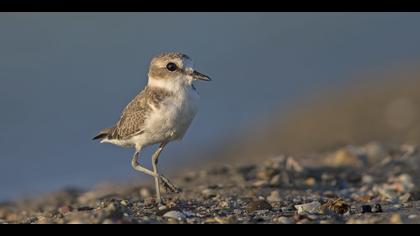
131,150,158,178
151,142,165,204
131,147,179,205
151,142,181,201
131,150,178,188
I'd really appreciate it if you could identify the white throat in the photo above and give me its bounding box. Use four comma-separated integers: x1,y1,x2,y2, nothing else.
148,75,193,92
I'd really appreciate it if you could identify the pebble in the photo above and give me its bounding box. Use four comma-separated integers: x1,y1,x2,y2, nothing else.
218,201,230,208
295,201,321,215
305,177,316,187
326,148,365,167
281,206,295,212
68,219,86,224
36,216,52,224
361,205,372,213
77,206,94,211
202,189,217,198
285,157,304,172
246,200,272,212
275,216,293,224
408,214,417,219
256,169,275,180
372,204,383,213
58,205,73,215
323,191,338,198
139,188,151,198
252,180,269,187
214,215,237,224
266,190,281,203
399,193,411,203
269,174,284,186
389,214,403,224
362,175,374,185
363,142,387,164
163,211,186,221
322,198,350,214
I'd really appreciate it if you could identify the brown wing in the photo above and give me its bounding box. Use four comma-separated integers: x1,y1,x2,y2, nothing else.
108,86,173,140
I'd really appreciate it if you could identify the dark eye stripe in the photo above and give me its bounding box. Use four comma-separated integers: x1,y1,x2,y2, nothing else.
166,62,177,71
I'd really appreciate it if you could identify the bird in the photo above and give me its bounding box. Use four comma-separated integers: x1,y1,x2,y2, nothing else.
93,52,211,204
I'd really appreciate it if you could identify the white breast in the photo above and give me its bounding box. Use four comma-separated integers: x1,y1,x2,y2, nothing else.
133,84,199,147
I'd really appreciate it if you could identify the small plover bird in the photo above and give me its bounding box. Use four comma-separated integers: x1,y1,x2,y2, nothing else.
93,52,211,204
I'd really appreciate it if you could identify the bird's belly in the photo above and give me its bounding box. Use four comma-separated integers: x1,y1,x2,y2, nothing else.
142,91,199,146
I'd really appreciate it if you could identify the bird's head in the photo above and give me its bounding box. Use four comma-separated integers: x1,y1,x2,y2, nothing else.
148,52,211,90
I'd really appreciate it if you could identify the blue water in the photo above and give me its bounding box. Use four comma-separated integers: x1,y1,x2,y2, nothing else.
2,13,420,201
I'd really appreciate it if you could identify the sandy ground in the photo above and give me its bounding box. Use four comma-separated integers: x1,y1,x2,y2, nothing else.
1,142,420,224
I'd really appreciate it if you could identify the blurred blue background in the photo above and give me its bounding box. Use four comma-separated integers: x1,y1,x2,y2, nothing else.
1,13,420,201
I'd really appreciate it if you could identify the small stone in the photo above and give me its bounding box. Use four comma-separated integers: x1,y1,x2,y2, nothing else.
399,193,411,203
269,174,283,186
77,206,94,211
408,214,417,219
233,209,242,215
58,205,73,215
320,220,333,224
372,204,383,213
214,215,237,224
375,186,399,202
353,194,374,202
68,220,86,224
325,148,365,167
281,205,295,212
305,177,316,187
202,189,217,198
266,190,281,203
400,144,417,157
36,216,52,224
218,201,230,208
392,204,403,210
294,201,321,215
246,200,272,212
256,169,276,180
120,200,129,206
285,157,304,172
394,174,415,193
362,175,374,184
275,216,293,224
102,219,114,224
252,180,269,188
364,142,387,164
361,205,372,213
322,198,350,214
139,188,151,198
323,191,338,198
389,214,403,224
147,197,162,206
163,211,186,221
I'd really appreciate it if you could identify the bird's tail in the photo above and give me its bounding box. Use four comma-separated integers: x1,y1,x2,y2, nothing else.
92,127,114,140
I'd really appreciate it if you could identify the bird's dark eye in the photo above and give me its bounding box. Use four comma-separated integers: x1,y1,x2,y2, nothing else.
166,62,177,71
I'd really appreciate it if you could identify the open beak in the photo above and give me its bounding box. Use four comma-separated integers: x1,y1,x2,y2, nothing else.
192,70,211,81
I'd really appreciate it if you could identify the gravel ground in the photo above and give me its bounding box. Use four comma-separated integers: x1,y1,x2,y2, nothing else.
1,142,420,224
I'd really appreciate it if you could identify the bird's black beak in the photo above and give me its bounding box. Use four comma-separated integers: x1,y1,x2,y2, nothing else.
192,70,211,81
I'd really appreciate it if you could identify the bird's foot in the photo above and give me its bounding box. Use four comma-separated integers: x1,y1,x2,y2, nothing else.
159,175,182,193
156,197,166,207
